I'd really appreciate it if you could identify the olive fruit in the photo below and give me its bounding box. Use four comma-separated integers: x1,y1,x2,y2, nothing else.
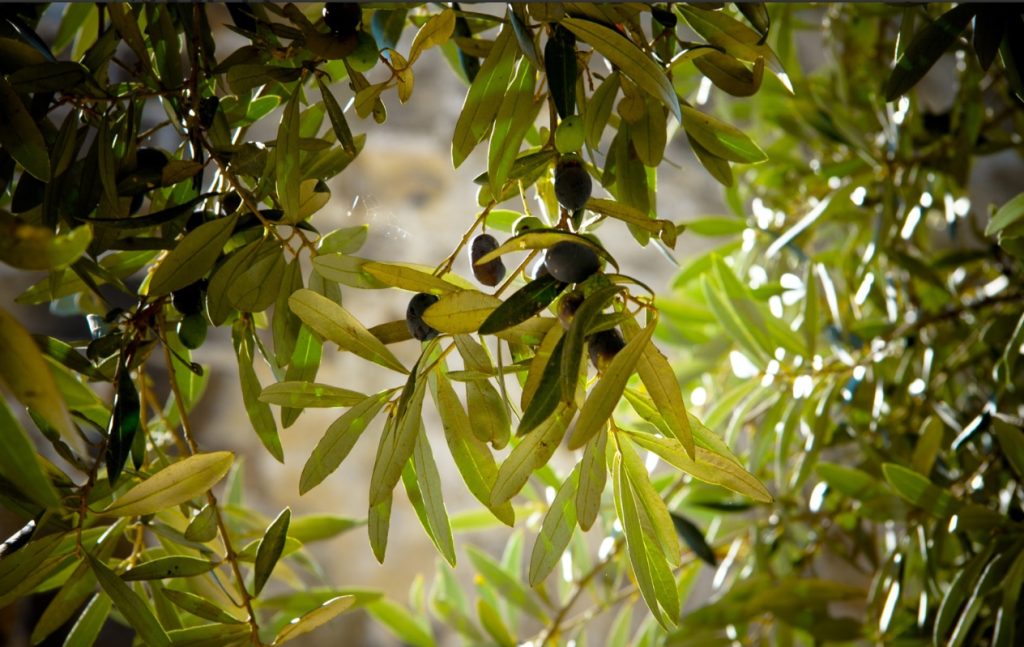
172,279,206,316
555,115,585,154
558,290,584,329
554,154,592,211
198,96,220,129
514,216,545,236
135,147,170,173
323,3,361,35
406,293,440,341
223,192,241,214
544,241,600,284
347,31,379,72
527,255,550,281
469,233,506,287
588,328,625,371
178,312,208,350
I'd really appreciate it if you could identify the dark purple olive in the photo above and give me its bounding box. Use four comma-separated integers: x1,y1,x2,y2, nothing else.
558,290,584,330
470,233,506,287
198,96,220,129
223,192,241,214
323,3,361,35
544,241,600,284
588,328,625,371
172,279,207,316
406,293,440,341
554,155,592,211
135,147,169,173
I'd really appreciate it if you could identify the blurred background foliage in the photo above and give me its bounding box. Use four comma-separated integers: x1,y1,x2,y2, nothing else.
0,3,1023,647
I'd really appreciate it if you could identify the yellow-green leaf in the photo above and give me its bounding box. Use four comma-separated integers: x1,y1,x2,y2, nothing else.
0,305,76,447
568,319,655,449
488,58,541,193
625,431,772,503
491,405,573,506
0,214,92,271
369,367,426,506
101,451,234,517
423,289,502,334
0,397,61,508
362,262,460,294
289,289,406,373
300,391,389,495
452,23,517,167
528,467,578,586
680,105,766,164
253,508,291,596
259,381,367,408
86,553,171,647
576,428,607,531
561,18,681,122
409,8,456,64
122,556,219,581
273,595,356,645
277,89,301,223
149,213,239,296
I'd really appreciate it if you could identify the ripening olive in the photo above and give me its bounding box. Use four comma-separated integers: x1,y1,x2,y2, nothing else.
544,241,600,284
588,328,625,371
514,216,545,236
172,279,207,316
323,3,361,34
347,31,379,72
135,147,170,173
558,290,584,329
406,293,440,341
178,312,208,350
554,154,592,211
469,233,506,287
555,115,585,154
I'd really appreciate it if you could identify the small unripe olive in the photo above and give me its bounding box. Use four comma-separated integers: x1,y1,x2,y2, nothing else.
406,293,440,341
323,3,361,34
555,115,585,154
172,279,207,316
558,290,584,329
178,312,208,350
469,233,506,287
544,241,600,284
554,154,592,211
347,31,379,72
514,216,545,236
588,328,625,371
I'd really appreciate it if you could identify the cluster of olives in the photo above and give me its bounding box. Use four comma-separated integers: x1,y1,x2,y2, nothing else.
171,280,208,349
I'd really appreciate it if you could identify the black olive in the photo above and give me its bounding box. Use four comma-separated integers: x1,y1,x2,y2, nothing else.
554,155,592,211
558,290,584,329
588,328,625,371
198,96,220,129
135,147,169,173
406,293,440,341
323,3,361,35
223,192,241,214
470,233,506,287
544,241,600,284
172,279,207,316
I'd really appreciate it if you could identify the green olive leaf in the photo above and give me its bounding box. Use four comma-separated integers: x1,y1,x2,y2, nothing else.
289,289,407,374
568,318,655,449
452,22,518,167
148,213,239,296
101,451,234,517
86,553,171,647
528,466,578,586
561,18,681,122
253,507,291,596
259,381,367,408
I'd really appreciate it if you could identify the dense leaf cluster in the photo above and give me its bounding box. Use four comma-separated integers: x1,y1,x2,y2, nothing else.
0,3,1022,647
